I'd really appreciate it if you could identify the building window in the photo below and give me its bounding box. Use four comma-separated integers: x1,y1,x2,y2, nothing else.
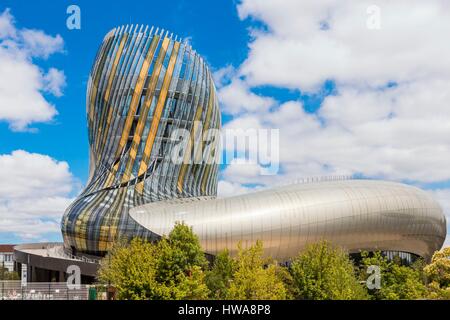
1,253,13,262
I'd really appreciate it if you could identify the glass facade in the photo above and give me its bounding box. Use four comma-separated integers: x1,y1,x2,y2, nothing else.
61,25,221,256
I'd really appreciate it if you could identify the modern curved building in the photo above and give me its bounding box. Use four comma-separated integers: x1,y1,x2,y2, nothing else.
61,25,447,261
131,179,446,261
62,25,221,256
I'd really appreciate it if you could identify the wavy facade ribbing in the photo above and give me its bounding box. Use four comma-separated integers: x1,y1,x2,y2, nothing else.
61,25,221,255
130,180,446,261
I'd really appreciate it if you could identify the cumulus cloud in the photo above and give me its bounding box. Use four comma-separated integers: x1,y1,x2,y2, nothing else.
0,9,65,131
0,150,76,240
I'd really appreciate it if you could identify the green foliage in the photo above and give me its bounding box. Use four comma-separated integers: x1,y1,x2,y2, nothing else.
424,247,450,299
205,250,235,299
98,221,446,301
225,241,289,300
97,222,209,300
97,238,164,299
424,247,450,287
426,281,450,300
175,266,210,300
360,251,427,300
290,241,368,300
155,223,208,285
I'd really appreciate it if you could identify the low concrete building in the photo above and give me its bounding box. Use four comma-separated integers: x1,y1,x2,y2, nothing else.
14,243,99,283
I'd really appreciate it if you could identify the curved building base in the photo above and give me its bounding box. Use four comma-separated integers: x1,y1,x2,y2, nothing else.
130,179,447,261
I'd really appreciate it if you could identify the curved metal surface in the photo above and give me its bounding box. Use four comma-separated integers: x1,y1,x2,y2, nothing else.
130,180,446,261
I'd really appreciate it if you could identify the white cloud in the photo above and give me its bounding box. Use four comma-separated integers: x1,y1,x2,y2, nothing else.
213,65,235,87
218,78,276,115
0,49,59,131
0,9,65,131
237,0,450,91
221,159,267,185
217,180,254,198
0,150,76,240
0,9,16,39
43,68,66,97
216,0,449,248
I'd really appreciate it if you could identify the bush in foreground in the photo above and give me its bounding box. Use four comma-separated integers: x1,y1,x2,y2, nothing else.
209,242,290,300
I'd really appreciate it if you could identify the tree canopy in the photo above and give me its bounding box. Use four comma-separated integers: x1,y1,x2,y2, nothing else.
224,241,289,300
97,222,209,300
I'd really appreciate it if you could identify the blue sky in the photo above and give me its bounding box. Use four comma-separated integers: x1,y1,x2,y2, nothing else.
0,0,449,245
0,0,249,183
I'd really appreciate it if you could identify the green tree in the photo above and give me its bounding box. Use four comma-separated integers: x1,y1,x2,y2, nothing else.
226,241,289,300
424,247,450,299
175,266,210,299
360,251,427,300
97,222,209,300
290,241,368,300
155,222,208,285
205,249,235,299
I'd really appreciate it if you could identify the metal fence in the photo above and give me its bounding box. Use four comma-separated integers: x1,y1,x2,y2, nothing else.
0,281,89,300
